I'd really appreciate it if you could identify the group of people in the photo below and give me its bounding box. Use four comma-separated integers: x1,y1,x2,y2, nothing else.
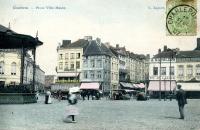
80,90,101,100
43,84,187,124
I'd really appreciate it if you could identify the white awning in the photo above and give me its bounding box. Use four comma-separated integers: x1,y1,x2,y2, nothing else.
69,87,80,94
148,80,176,91
57,72,79,77
178,83,200,91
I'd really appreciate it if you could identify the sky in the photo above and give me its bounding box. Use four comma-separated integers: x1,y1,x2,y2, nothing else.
0,0,199,75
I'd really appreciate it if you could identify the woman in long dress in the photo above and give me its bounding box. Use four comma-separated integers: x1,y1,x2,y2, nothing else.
64,94,79,123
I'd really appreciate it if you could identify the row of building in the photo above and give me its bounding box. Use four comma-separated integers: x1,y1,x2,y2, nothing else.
1,24,200,98
56,36,149,92
148,38,200,98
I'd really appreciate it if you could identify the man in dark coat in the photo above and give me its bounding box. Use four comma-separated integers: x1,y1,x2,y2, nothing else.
176,84,187,119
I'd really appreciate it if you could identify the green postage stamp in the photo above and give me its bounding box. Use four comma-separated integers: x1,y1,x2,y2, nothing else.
166,0,197,36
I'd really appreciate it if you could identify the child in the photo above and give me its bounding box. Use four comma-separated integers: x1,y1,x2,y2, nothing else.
64,94,79,123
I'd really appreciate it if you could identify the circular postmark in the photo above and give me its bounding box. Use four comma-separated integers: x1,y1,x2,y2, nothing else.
166,5,197,35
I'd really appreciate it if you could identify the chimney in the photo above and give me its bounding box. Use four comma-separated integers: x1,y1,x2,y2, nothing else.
164,45,167,52
84,36,92,41
105,42,110,48
146,54,150,59
62,40,71,46
116,44,119,48
158,49,161,53
96,38,101,44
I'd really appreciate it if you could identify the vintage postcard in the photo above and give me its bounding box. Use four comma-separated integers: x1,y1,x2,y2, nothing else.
0,0,200,130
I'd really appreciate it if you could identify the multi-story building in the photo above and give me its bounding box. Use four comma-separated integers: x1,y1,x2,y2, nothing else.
148,46,178,97
56,36,149,93
56,38,89,82
110,45,149,84
81,37,114,92
0,49,45,91
148,39,200,98
175,39,200,98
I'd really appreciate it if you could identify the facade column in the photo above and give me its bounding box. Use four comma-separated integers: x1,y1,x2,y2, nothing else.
20,46,25,85
32,47,36,93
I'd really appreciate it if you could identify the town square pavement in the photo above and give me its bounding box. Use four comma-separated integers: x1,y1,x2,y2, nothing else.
0,96,200,130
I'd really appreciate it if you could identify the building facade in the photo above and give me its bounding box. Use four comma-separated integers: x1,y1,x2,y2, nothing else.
56,39,89,82
81,38,114,92
0,49,45,91
148,39,200,98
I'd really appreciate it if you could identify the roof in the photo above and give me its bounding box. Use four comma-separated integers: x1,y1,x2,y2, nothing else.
0,24,43,49
83,40,114,57
109,46,127,56
0,24,13,32
153,51,175,58
176,50,200,58
60,39,89,51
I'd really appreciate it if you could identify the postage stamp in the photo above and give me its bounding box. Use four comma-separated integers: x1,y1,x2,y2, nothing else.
166,0,197,36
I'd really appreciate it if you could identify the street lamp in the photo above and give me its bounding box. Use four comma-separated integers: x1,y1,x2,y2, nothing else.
159,50,161,101
167,48,177,101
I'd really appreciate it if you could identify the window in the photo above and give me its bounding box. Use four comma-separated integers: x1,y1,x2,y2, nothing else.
187,65,193,76
97,59,102,68
169,66,174,75
161,67,166,75
178,65,184,76
91,59,95,68
97,71,102,79
70,53,75,59
76,61,80,69
196,65,200,76
59,54,63,60
84,71,87,78
115,74,118,80
76,53,80,59
65,53,69,59
64,62,68,71
70,62,74,70
59,62,63,70
0,61,4,74
112,73,113,80
153,67,158,75
90,71,94,79
83,60,87,67
11,62,16,75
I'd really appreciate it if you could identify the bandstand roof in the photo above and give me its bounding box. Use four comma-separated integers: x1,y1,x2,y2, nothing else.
0,25,43,49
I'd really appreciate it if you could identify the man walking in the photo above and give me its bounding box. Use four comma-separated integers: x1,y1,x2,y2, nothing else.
176,84,187,119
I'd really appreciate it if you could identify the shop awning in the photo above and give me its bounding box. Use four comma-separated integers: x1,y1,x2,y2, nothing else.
57,72,79,77
148,80,176,91
120,82,135,89
69,87,80,94
133,83,145,89
80,82,100,90
178,83,200,91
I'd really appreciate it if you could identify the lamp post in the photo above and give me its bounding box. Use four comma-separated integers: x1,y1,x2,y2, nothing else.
169,51,172,101
159,53,161,101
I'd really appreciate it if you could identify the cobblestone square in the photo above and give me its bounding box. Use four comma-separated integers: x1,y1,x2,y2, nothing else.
0,96,200,130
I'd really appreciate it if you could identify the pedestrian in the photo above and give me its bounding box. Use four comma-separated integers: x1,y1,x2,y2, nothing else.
176,84,187,119
57,89,62,101
87,91,90,100
64,94,79,123
45,90,52,104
